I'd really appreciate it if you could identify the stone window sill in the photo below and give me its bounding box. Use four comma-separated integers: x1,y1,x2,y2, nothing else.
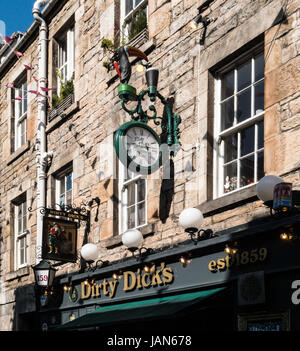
199,184,258,217
46,100,79,133
103,223,156,249
6,140,31,166
6,266,30,282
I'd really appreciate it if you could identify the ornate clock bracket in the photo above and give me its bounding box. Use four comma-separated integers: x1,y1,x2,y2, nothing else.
107,45,181,158
118,83,181,157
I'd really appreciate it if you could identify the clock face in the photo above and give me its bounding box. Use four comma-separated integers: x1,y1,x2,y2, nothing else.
114,121,161,174
125,126,160,167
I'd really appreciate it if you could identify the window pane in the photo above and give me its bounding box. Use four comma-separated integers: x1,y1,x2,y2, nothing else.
224,134,237,163
237,88,251,123
23,214,26,232
257,151,264,181
18,217,22,234
126,0,133,14
237,60,251,91
240,155,254,187
135,0,142,5
60,194,65,206
224,162,237,192
22,201,27,214
221,97,234,131
18,204,22,217
127,7,147,40
60,177,65,195
255,53,264,82
21,120,26,145
241,125,255,157
15,98,21,118
19,237,26,265
137,179,145,203
137,202,145,226
66,173,72,191
221,71,234,100
63,65,68,82
127,205,135,229
258,120,264,150
66,190,72,205
255,81,264,114
23,83,27,113
127,183,135,206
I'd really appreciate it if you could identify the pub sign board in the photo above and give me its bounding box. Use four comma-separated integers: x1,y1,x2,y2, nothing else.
42,217,78,262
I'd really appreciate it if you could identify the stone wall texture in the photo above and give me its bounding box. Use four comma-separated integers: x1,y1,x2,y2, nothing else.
0,0,299,330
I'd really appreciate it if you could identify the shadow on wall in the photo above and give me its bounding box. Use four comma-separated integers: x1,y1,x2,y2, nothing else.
159,159,174,223
159,97,176,223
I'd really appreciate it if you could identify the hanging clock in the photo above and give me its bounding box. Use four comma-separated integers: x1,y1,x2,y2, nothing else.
114,121,161,174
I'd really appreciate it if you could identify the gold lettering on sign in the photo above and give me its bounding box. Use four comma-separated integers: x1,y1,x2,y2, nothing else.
123,271,137,292
141,273,151,288
79,263,174,300
208,247,268,272
81,282,91,299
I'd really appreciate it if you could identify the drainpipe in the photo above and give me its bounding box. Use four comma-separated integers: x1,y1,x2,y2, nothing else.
33,0,53,263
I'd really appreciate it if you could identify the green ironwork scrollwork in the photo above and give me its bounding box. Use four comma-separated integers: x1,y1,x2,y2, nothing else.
118,83,181,155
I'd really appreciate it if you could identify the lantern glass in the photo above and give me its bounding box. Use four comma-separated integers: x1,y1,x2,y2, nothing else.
33,260,56,288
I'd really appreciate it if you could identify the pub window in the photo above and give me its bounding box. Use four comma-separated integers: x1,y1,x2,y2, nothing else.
119,161,147,234
121,0,148,43
12,72,27,152
12,193,28,269
54,165,73,209
213,45,264,198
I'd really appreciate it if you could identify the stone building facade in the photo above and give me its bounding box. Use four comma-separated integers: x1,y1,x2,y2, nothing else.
0,0,299,331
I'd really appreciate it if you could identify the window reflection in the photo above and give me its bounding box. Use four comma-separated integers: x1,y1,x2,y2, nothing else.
237,61,251,91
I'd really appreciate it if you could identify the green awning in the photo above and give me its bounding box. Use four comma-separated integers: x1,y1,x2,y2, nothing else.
58,287,225,330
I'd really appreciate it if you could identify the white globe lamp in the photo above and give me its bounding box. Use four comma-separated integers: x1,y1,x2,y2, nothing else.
80,243,99,263
122,229,143,252
179,208,204,232
256,175,284,203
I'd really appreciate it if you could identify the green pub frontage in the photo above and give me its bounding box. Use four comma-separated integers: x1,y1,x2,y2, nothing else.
25,213,300,332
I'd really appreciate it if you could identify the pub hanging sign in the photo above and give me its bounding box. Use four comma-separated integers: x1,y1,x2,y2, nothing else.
42,217,78,263
41,205,90,262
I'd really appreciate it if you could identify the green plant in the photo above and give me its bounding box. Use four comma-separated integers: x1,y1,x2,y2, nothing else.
101,38,114,52
102,61,110,70
52,68,74,108
128,9,147,41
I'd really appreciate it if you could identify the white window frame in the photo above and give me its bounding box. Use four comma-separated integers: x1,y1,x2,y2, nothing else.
120,0,148,42
56,26,74,96
13,196,28,270
213,45,265,199
118,162,147,235
14,76,27,151
55,167,73,209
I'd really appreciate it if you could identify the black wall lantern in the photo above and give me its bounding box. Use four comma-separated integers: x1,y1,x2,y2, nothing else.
32,260,57,289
